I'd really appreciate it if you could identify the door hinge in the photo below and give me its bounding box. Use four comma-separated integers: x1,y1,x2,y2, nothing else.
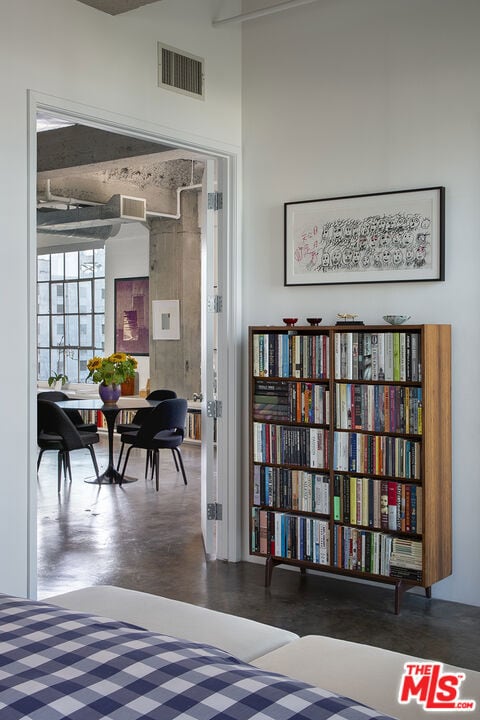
207,400,222,418
208,191,223,210
207,295,223,313
207,502,222,521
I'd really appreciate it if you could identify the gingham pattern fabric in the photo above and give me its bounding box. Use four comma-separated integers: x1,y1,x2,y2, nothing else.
0,595,395,719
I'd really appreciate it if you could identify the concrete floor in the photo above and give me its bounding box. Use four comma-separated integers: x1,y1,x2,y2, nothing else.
37,435,480,672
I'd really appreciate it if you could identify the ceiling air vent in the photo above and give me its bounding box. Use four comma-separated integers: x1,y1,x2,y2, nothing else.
120,195,146,221
158,43,205,100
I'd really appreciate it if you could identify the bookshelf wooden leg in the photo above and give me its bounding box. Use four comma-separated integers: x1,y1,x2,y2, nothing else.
425,586,432,599
265,557,274,587
394,581,416,614
395,581,406,615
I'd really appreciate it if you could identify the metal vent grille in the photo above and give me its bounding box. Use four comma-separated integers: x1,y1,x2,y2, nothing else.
120,196,146,221
158,43,204,99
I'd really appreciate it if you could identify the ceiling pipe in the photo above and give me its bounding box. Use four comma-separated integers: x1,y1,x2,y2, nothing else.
213,0,320,26
146,184,202,220
38,179,102,208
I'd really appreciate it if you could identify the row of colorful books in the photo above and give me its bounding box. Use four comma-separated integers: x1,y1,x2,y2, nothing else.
80,409,136,429
251,508,330,564
333,431,421,479
253,422,329,469
333,475,422,534
186,409,201,440
253,333,330,379
254,379,330,424
334,331,422,382
332,526,423,581
335,383,422,434
252,466,329,514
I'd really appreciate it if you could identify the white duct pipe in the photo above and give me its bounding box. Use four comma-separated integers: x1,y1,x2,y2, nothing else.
38,179,102,207
146,184,202,219
213,0,319,26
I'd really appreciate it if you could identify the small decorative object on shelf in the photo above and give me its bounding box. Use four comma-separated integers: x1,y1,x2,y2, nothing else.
383,315,411,325
282,317,298,326
336,313,364,326
306,317,322,326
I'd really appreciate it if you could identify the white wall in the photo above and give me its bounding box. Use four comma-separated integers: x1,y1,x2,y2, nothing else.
0,0,241,597
242,0,480,606
105,224,150,390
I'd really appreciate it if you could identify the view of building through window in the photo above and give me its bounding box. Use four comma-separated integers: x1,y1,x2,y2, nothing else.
37,248,105,383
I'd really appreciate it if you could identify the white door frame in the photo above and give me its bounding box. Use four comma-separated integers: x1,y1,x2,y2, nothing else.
27,90,242,597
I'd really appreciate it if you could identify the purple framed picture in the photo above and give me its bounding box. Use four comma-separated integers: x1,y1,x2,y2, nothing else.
114,277,149,355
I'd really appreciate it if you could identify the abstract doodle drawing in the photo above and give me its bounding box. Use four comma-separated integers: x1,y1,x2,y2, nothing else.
294,211,432,275
284,188,444,286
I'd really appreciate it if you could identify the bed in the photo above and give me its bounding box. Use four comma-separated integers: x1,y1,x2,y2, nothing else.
0,593,396,719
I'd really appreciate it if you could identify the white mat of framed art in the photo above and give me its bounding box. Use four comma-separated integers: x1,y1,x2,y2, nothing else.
152,300,180,340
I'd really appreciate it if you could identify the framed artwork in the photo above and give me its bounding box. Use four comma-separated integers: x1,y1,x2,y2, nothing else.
152,299,181,340
114,277,149,355
284,187,445,286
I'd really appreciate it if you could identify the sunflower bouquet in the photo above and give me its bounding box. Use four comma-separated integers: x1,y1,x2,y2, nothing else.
86,352,138,386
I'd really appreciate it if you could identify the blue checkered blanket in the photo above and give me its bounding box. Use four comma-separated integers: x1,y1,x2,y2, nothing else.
0,595,395,719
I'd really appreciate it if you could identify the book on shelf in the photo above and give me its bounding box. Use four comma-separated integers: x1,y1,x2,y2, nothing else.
333,331,422,382
252,332,330,380
251,508,330,564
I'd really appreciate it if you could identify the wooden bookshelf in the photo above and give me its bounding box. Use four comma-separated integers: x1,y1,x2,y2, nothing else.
249,324,451,613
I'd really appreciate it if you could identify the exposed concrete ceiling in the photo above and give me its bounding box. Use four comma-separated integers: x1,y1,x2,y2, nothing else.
36,120,206,248
76,0,162,15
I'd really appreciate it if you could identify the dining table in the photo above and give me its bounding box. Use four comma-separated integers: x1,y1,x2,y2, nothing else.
55,396,159,485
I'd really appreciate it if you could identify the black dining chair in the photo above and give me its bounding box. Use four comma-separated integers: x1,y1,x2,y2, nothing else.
119,398,188,491
37,399,100,492
37,391,98,433
115,389,177,473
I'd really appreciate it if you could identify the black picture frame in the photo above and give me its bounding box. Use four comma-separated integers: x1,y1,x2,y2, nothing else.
284,186,445,286
114,276,149,355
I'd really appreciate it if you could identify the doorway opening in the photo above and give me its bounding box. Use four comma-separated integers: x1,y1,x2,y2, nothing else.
32,104,235,598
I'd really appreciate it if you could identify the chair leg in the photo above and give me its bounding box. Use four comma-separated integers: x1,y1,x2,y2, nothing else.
120,446,134,480
65,452,72,483
88,445,99,478
116,442,125,471
145,449,151,480
174,447,188,485
154,449,159,492
171,449,179,472
57,452,63,493
37,449,45,473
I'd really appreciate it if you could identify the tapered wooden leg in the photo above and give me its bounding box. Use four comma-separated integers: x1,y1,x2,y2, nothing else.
265,556,274,587
425,586,432,599
394,580,415,614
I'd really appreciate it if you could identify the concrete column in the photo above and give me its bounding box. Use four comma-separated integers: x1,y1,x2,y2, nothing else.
148,191,201,399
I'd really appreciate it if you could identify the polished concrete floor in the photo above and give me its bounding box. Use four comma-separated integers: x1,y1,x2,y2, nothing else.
37,436,480,672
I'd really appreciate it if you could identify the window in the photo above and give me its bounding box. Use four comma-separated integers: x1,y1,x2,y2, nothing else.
37,248,105,383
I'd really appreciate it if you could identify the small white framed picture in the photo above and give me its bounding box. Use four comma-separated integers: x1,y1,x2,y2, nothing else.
152,299,180,340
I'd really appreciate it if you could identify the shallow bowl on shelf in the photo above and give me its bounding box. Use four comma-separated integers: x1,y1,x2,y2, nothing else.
383,315,411,325
282,317,298,326
306,317,322,326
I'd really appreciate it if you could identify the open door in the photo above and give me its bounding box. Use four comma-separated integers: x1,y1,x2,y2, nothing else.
200,158,220,558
